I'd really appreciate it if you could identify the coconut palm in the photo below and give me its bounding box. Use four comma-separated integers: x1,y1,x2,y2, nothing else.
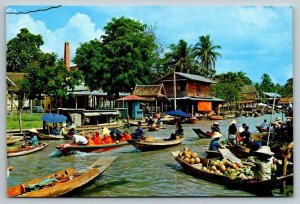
193,35,221,70
164,39,196,73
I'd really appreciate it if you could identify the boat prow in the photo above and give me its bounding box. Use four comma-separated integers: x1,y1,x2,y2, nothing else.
7,143,48,157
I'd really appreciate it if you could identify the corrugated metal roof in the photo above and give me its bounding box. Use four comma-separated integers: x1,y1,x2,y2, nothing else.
117,94,148,101
263,92,282,98
168,96,224,102
175,72,217,84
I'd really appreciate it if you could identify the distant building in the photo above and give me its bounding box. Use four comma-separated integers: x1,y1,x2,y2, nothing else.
155,72,224,116
262,92,282,104
238,85,261,109
278,97,293,106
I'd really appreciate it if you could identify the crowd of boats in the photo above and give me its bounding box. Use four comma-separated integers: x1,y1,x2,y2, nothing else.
7,113,293,197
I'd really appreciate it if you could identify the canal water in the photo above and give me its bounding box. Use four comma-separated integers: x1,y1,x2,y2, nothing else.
7,113,292,197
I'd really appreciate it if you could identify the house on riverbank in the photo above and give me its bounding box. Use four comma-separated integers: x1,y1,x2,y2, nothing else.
155,72,224,117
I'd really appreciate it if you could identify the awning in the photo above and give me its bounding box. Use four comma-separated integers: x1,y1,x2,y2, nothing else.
83,112,121,117
198,101,212,112
238,100,255,104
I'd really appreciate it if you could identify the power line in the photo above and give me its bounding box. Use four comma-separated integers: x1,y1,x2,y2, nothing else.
6,5,62,15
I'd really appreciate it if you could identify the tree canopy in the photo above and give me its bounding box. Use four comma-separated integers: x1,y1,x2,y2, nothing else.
74,17,159,97
7,28,44,72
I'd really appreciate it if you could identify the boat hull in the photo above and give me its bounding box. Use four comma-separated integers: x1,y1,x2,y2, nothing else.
7,143,48,157
127,138,184,152
192,128,212,139
38,133,64,140
56,142,129,154
7,156,118,197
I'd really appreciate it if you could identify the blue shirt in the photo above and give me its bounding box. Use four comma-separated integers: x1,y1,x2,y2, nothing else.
28,135,39,146
209,139,221,151
260,122,269,129
134,127,144,139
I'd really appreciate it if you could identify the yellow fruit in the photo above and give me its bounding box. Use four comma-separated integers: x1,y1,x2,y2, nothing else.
181,156,185,160
210,166,217,171
237,163,243,168
184,158,190,163
191,152,198,158
190,158,195,164
219,165,226,173
178,152,183,157
185,154,191,159
195,157,201,164
202,167,208,171
183,147,190,152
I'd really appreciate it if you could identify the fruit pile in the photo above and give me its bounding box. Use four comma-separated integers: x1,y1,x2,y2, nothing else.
177,147,254,180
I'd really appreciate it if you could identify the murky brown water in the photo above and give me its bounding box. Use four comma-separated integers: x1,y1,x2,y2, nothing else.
7,113,292,197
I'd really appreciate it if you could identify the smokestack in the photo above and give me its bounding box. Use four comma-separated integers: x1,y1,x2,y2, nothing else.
64,42,70,70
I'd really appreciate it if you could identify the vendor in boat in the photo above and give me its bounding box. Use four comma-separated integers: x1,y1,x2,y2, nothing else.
260,119,269,131
169,123,184,140
123,131,132,140
238,123,247,134
228,119,237,145
92,131,103,145
132,121,144,139
51,125,60,135
247,146,278,181
25,128,39,146
211,122,220,133
209,132,224,151
103,133,114,144
147,117,155,127
68,129,88,145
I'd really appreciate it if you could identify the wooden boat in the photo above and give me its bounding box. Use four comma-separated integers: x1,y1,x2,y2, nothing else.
205,150,222,158
226,145,251,158
7,137,22,146
7,143,48,157
7,156,118,197
255,126,269,133
56,141,129,155
171,151,293,195
208,115,227,120
192,128,212,139
148,126,160,132
127,137,184,152
38,132,64,140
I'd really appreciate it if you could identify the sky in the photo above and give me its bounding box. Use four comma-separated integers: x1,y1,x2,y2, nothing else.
6,5,293,85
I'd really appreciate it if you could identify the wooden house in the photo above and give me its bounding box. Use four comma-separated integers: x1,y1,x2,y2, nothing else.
155,72,224,116
238,85,261,110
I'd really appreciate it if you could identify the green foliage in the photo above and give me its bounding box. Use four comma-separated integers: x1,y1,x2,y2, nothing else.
211,83,239,103
75,17,159,97
7,113,44,130
7,28,44,72
193,35,221,70
163,39,196,74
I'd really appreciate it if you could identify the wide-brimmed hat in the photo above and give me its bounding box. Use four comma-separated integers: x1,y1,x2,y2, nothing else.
211,132,223,139
275,116,282,122
28,128,38,134
213,122,219,125
102,127,110,136
60,123,67,127
255,146,274,156
230,119,237,124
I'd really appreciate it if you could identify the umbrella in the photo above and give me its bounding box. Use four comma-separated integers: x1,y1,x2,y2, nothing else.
166,110,192,118
41,113,67,123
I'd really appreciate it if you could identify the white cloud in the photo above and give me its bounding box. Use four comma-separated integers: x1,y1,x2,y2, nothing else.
6,12,104,63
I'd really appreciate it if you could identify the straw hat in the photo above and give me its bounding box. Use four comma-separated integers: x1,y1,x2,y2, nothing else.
211,132,223,139
230,119,237,124
67,128,77,135
28,128,38,134
213,122,219,125
102,127,110,136
255,146,274,156
275,116,282,122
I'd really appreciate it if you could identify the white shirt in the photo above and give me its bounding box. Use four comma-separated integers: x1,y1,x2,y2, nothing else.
72,134,88,145
238,126,245,133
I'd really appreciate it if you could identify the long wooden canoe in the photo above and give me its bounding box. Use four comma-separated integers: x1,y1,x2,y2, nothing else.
226,145,251,158
205,150,222,158
7,143,48,157
38,133,64,140
56,141,129,155
171,151,293,195
127,137,184,152
7,156,118,197
208,115,227,120
192,128,212,139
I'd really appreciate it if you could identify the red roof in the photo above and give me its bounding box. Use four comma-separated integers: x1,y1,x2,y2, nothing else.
117,94,148,101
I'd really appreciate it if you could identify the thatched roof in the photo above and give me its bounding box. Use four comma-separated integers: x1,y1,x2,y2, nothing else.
278,97,293,104
240,85,257,93
133,84,168,101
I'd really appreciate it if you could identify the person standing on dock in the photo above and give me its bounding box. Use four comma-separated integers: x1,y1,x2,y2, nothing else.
228,119,237,145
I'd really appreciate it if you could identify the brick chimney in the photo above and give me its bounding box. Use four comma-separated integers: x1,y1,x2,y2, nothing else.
64,42,70,70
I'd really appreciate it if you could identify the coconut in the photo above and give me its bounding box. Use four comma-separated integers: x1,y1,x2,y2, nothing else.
195,157,201,164
191,152,198,158
184,158,190,163
183,147,190,152
184,154,191,159
190,158,195,164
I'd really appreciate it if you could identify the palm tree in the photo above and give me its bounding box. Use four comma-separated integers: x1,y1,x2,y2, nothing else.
193,35,221,70
164,39,196,73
